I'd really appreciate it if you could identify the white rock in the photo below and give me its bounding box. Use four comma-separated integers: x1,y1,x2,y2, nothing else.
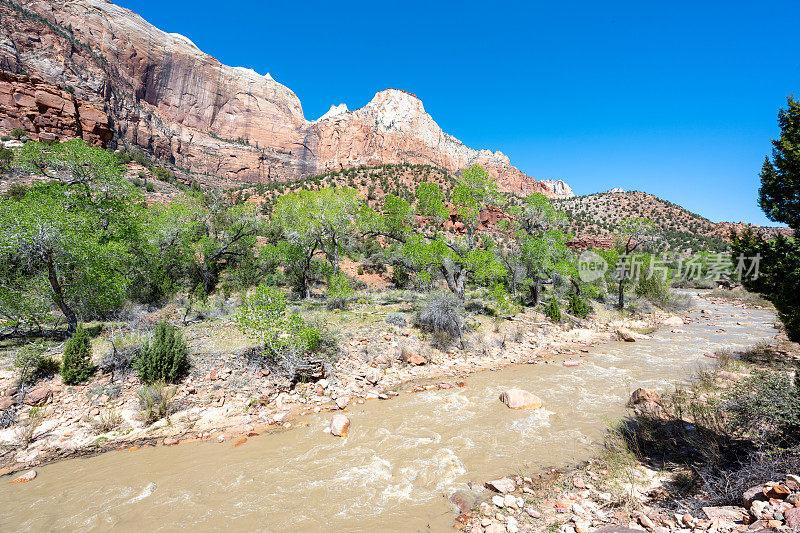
499,388,543,409
492,495,506,508
330,414,350,437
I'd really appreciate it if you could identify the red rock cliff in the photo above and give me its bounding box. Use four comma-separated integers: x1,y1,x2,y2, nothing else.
0,0,556,195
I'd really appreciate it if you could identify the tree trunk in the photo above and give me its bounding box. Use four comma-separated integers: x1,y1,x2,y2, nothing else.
45,251,77,335
618,280,624,310
531,278,541,306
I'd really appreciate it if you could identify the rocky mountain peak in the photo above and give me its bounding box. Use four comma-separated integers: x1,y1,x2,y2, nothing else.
0,0,565,197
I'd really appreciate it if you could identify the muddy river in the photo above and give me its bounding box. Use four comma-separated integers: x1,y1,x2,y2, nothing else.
0,296,777,532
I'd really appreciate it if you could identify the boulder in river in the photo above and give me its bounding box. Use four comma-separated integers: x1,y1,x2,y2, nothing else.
449,489,480,513
663,316,684,326
10,470,36,483
330,414,350,437
499,388,542,409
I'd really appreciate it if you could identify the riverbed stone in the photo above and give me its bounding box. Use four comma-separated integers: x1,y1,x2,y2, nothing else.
10,470,36,483
335,396,350,409
330,414,350,437
492,494,505,507
486,477,516,493
663,316,685,326
499,388,542,409
744,484,768,508
0,396,13,410
449,489,480,513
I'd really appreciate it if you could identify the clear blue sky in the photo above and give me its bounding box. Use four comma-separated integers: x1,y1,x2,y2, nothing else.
115,0,799,225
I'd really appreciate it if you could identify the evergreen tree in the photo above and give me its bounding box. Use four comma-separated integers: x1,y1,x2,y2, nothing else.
136,321,190,384
61,324,94,385
732,96,800,341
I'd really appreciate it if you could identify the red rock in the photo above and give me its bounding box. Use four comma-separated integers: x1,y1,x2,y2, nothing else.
23,385,52,406
233,438,247,448
573,476,587,489
0,397,13,410
402,350,426,366
10,470,36,483
0,5,556,195
763,484,790,499
785,507,800,528
162,438,179,446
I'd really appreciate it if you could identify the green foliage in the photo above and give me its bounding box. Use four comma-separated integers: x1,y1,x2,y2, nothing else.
234,284,319,355
0,140,140,332
62,324,95,385
725,369,800,447
13,342,48,385
490,283,515,316
391,263,410,288
545,297,561,323
10,127,26,140
136,321,190,384
0,147,13,172
137,383,175,425
732,96,800,341
758,96,800,229
326,272,353,309
271,187,362,298
567,292,590,318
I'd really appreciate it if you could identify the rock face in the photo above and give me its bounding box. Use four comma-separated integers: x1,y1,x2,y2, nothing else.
541,179,575,198
0,0,560,195
499,388,542,409
0,72,112,145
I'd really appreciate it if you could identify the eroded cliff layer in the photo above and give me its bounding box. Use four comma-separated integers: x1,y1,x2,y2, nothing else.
0,0,553,194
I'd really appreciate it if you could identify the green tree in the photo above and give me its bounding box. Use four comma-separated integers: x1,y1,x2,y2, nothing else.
732,96,800,341
612,217,657,310
0,141,141,334
500,192,572,305
61,324,94,385
365,168,505,298
270,188,362,298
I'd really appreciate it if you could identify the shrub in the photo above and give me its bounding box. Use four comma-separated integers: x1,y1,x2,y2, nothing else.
490,283,514,316
137,383,175,425
136,321,190,384
391,264,410,288
417,292,463,345
235,284,319,355
10,127,26,140
545,298,561,323
62,324,95,385
145,182,155,192
131,177,143,187
0,147,13,171
724,369,800,447
567,292,591,318
13,342,48,385
17,406,45,445
385,312,407,328
326,272,353,310
91,409,123,434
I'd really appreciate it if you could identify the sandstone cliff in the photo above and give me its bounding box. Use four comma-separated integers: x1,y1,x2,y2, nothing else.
0,0,556,195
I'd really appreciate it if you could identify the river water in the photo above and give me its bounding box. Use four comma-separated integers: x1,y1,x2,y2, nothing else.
0,296,778,532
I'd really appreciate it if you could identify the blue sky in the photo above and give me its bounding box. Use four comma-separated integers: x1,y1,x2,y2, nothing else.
116,0,799,225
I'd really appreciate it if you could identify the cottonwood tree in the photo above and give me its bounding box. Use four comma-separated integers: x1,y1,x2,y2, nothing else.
499,192,572,304
269,187,362,298
365,165,505,298
0,141,141,335
613,217,658,309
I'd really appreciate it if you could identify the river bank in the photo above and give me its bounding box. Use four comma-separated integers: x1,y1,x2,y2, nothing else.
0,292,781,532
0,290,679,476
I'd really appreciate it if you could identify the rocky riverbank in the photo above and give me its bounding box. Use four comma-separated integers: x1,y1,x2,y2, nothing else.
0,294,692,477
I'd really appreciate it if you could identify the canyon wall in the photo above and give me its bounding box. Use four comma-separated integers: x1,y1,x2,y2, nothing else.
0,0,554,194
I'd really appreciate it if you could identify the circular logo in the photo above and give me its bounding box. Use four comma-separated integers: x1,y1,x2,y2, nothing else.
577,251,608,282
